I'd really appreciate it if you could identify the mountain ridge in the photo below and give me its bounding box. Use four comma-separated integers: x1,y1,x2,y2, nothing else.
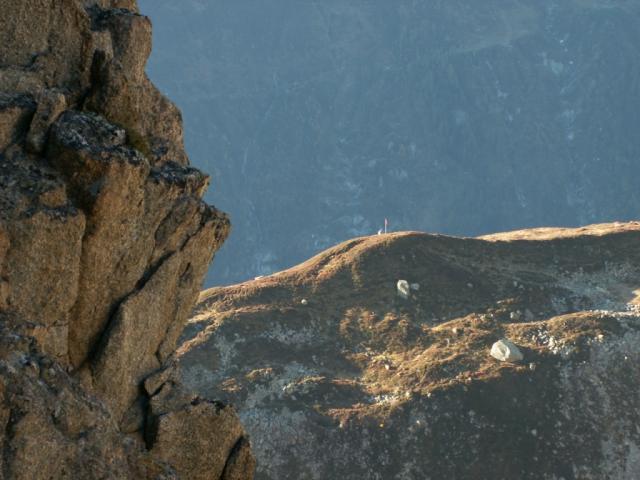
176,221,640,479
140,0,640,286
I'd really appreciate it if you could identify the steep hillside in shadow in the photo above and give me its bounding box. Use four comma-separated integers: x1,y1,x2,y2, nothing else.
177,222,640,479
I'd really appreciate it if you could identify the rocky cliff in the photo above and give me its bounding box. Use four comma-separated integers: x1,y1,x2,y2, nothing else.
140,0,640,287
0,1,254,478
177,222,640,479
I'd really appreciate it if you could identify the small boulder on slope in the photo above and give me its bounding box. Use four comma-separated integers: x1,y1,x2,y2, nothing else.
490,338,524,363
397,280,410,299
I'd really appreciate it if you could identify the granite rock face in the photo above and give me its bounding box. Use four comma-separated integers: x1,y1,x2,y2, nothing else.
179,223,640,479
140,0,640,287
0,1,254,478
144,367,257,480
0,324,175,480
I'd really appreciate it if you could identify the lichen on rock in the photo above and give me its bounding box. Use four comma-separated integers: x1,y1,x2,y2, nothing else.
0,0,254,478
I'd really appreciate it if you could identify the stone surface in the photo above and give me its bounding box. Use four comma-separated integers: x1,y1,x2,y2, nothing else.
490,338,524,363
396,279,410,299
26,89,67,153
0,1,254,478
178,222,640,479
143,366,256,480
0,93,35,152
221,437,257,480
0,323,175,480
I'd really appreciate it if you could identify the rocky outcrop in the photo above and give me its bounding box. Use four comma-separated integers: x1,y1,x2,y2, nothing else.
143,368,256,480
0,1,254,478
178,223,640,479
0,324,174,480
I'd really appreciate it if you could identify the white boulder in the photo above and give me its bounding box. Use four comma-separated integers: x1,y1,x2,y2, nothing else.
490,338,524,363
397,280,410,299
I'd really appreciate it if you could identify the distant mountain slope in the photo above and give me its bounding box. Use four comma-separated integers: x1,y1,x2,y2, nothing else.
175,222,640,479
140,0,640,287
